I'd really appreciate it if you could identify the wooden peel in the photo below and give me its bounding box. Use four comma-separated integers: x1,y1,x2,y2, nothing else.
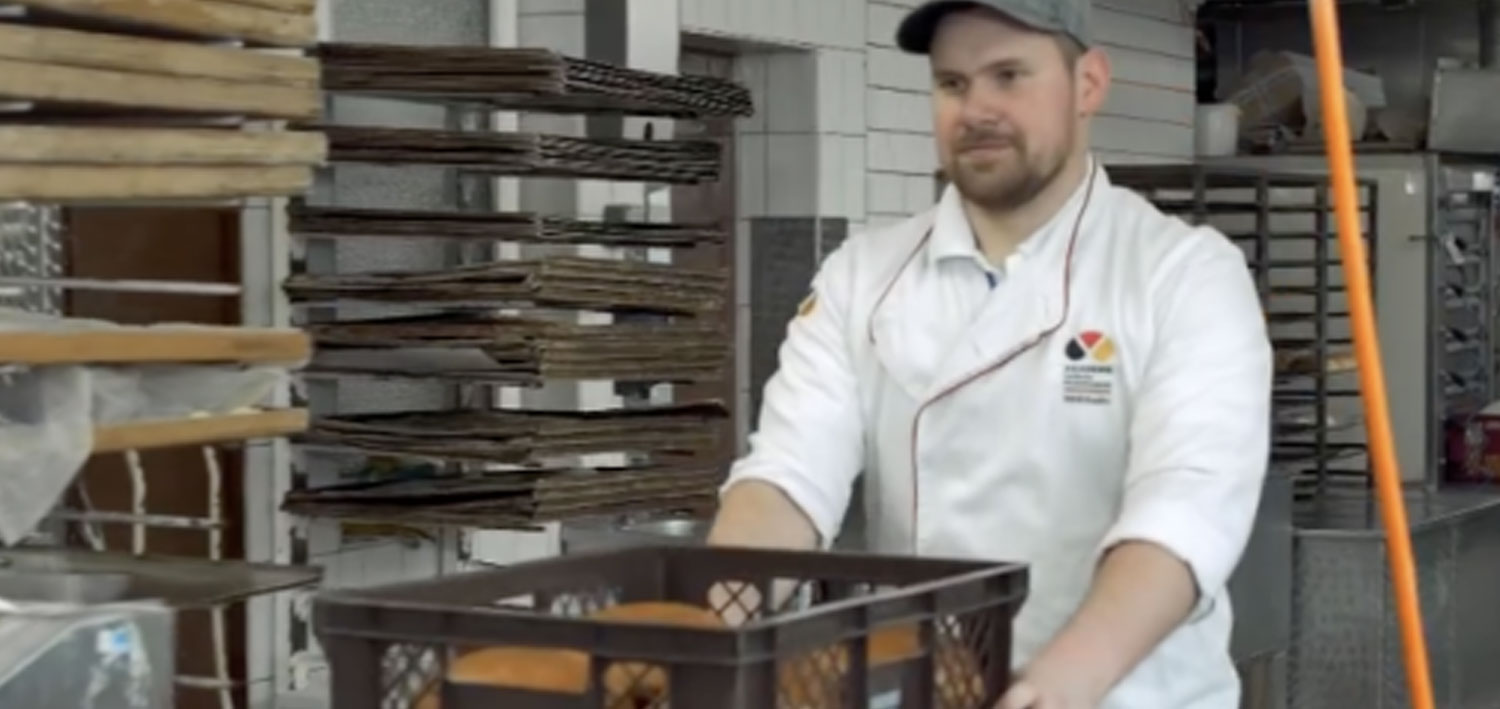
417,603,983,709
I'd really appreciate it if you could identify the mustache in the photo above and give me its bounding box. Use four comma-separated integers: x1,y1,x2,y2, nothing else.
955,130,1022,151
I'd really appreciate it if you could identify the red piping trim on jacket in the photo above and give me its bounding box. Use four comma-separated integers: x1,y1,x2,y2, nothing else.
874,167,1100,549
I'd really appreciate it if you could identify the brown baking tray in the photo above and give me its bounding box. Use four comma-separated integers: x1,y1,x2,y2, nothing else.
281,463,723,527
306,312,729,384
284,255,728,316
286,200,724,247
316,125,722,184
316,42,752,119
296,401,728,463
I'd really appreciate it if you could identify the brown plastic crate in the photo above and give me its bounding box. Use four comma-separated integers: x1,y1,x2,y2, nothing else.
314,545,1027,709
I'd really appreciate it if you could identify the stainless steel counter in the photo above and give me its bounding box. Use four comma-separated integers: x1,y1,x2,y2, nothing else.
1229,473,1294,665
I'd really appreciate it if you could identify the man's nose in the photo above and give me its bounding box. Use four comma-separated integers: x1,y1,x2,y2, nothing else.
958,88,1006,128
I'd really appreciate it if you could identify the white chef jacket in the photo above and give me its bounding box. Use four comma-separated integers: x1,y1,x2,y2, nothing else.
723,158,1273,709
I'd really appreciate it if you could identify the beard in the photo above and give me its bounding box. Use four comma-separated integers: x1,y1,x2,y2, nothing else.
944,121,1073,212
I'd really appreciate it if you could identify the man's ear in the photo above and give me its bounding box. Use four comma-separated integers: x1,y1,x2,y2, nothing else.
1076,49,1112,117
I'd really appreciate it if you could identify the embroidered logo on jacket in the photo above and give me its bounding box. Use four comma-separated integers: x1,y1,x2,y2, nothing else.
1062,330,1115,404
796,291,818,318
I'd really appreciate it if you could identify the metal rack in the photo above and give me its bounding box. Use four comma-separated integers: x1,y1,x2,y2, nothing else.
284,46,748,536
1429,168,1498,484
1111,164,1378,498
271,41,751,702
0,3,326,707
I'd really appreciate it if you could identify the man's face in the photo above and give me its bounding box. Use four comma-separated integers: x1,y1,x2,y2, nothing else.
929,11,1101,211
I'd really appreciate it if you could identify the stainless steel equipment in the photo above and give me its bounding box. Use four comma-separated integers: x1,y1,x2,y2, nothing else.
1291,489,1500,709
562,514,710,554
0,548,321,609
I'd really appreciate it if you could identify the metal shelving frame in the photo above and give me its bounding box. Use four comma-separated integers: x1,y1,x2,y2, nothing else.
260,18,742,709
0,15,324,709
1426,165,1498,486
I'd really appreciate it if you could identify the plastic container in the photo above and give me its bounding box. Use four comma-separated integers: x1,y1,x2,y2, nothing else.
1195,103,1241,157
314,545,1028,708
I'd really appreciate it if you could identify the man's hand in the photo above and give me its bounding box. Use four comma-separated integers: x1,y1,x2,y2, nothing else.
996,541,1200,709
995,658,1103,709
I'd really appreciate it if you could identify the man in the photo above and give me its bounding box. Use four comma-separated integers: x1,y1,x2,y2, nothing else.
708,0,1272,708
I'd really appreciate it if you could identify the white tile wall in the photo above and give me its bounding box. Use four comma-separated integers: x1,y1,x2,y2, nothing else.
765,53,818,132
520,0,581,12
518,13,584,55
677,0,1198,221
681,0,861,48
868,46,928,92
866,1,906,48
767,133,821,213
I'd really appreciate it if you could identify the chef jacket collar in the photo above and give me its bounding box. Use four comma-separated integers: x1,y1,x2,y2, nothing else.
926,156,1100,271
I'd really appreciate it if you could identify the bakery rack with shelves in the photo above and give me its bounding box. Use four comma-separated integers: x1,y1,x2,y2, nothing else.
285,40,751,536
1111,164,1378,500
1429,172,1498,483
0,2,325,706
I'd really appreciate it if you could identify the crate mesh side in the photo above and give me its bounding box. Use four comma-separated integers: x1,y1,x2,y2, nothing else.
934,612,992,708
380,642,443,709
323,557,1024,709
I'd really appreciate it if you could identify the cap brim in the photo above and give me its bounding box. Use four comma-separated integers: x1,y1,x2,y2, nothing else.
896,1,979,54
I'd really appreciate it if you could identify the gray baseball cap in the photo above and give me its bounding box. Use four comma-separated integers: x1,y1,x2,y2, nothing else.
896,0,1092,54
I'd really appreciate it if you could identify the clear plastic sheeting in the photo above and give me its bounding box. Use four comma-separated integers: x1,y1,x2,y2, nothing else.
0,600,174,709
0,307,301,546
0,365,92,547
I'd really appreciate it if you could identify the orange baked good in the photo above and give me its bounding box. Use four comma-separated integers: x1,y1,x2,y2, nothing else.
414,604,986,708
778,624,986,708
412,601,725,709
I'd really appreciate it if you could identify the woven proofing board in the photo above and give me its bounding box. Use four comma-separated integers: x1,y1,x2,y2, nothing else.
316,42,753,119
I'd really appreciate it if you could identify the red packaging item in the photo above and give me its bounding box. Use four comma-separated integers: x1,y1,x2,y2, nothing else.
1445,408,1500,483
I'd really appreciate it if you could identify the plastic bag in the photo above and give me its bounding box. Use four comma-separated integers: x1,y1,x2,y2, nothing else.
0,366,93,547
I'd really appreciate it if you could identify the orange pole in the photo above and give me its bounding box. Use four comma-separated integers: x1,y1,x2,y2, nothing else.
1306,1,1435,707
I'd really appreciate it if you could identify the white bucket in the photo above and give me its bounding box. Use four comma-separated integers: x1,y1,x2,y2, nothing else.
1195,103,1241,157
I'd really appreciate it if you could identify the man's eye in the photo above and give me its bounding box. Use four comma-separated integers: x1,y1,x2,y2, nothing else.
993,69,1020,83
936,78,964,92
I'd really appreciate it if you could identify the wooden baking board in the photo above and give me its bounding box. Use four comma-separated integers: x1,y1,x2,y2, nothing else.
94,409,309,452
0,126,326,165
9,0,316,47
218,0,315,13
0,24,318,87
0,165,313,200
0,57,321,119
0,327,310,364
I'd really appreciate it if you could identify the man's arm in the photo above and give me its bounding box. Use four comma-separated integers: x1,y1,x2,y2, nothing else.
708,480,819,550
709,243,866,551
1004,233,1273,707
1002,543,1199,707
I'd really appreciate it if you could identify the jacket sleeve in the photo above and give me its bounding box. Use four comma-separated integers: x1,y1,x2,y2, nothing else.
720,242,866,546
1097,228,1273,620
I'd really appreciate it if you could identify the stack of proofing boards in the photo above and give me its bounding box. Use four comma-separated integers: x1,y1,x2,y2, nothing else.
0,0,325,201
287,40,753,529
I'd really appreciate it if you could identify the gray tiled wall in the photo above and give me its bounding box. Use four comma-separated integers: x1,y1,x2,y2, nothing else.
748,217,848,417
